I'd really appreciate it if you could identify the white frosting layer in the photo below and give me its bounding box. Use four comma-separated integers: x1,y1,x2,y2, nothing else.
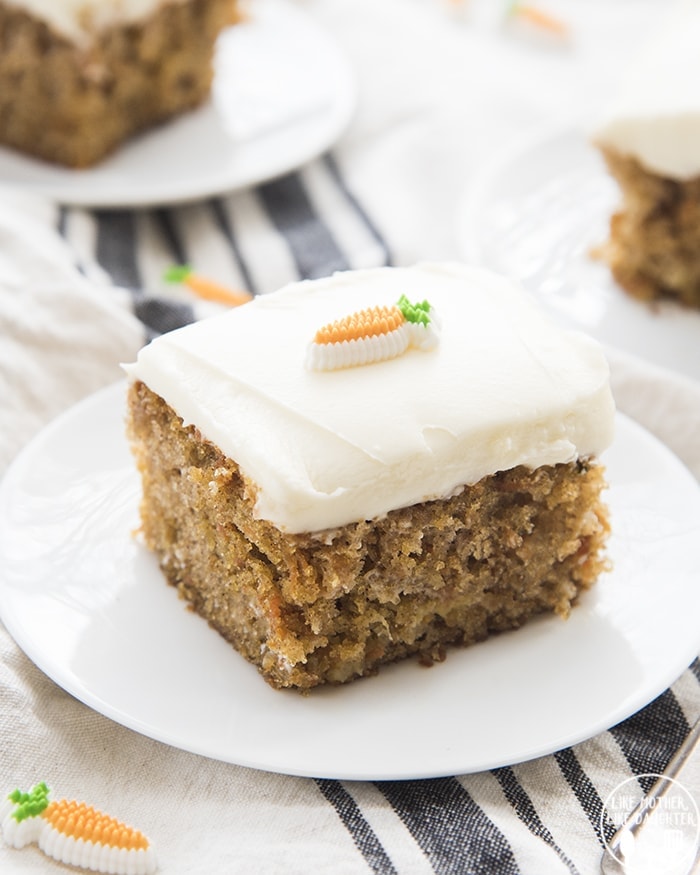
593,0,700,179
3,0,188,44
125,263,615,533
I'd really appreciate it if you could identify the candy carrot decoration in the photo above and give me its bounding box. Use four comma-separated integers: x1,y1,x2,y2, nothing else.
163,264,252,308
507,2,568,37
1,782,157,874
306,295,440,371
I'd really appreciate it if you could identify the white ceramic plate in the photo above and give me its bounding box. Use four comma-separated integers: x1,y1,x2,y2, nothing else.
457,125,700,383
1,383,699,780
0,0,355,207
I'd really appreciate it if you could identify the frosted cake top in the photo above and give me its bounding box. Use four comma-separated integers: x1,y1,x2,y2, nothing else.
125,262,615,533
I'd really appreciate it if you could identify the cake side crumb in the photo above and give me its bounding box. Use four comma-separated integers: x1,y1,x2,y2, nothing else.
599,145,700,309
127,381,611,692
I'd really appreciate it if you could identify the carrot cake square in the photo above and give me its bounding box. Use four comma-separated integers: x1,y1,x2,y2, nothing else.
125,263,614,690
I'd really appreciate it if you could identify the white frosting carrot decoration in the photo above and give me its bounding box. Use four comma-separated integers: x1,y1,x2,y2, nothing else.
0,782,157,874
306,294,440,371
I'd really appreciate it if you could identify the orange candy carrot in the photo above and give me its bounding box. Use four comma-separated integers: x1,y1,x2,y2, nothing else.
306,295,440,371
42,797,150,851
164,264,252,308
314,304,405,345
508,2,568,37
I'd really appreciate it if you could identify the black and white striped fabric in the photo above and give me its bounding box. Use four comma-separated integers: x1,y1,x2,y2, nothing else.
58,155,390,339
48,153,700,875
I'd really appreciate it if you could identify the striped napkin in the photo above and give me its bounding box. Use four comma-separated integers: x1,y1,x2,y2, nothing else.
59,154,390,336
2,1,699,873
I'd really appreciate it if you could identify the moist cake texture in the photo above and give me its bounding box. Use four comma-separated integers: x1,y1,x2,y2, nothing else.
125,263,614,690
593,0,700,308
0,0,238,167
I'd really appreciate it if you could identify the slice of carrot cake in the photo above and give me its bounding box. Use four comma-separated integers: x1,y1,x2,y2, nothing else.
0,0,239,167
593,1,700,309
125,262,615,691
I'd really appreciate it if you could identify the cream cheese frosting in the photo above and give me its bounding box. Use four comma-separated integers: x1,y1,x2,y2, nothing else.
592,0,700,179
125,263,615,533
3,0,189,44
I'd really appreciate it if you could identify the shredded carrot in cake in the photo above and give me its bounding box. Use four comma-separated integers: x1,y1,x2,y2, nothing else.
163,264,252,307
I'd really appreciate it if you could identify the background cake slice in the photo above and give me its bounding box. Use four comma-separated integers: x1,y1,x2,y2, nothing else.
593,0,700,309
0,0,239,168
125,263,615,691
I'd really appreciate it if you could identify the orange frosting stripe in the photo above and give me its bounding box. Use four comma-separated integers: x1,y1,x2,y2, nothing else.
43,799,150,851
314,304,404,345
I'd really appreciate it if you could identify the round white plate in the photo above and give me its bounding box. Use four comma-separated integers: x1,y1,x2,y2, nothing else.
1,383,699,780
458,125,700,383
0,0,356,207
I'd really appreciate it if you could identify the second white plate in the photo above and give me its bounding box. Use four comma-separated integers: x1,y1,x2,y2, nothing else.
0,0,356,207
458,125,700,382
1,383,700,779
